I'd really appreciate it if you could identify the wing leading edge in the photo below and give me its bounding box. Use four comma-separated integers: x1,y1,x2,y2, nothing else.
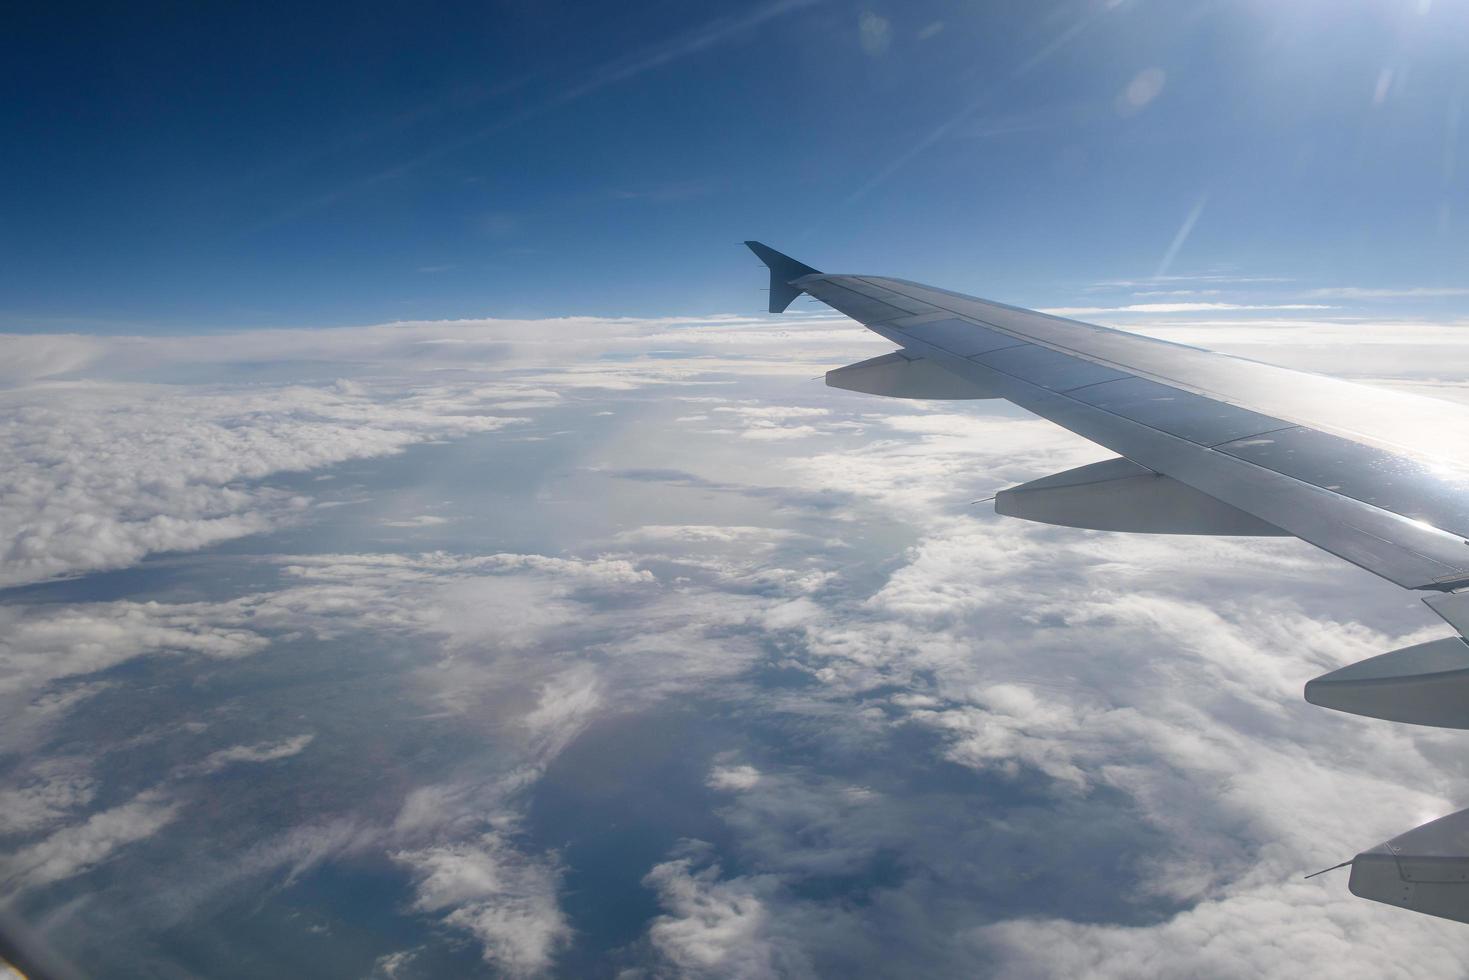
746,240,1469,926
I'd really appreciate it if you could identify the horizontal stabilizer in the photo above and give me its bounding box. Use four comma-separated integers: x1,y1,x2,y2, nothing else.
826,352,1000,399
746,241,820,314
1304,636,1469,729
1349,807,1469,923
994,457,1289,536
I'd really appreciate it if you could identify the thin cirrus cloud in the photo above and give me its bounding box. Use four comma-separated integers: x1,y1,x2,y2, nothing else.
255,0,817,229
1041,302,1334,315
1303,286,1469,299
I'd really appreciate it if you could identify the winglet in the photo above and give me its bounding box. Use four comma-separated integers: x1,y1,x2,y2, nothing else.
745,241,820,314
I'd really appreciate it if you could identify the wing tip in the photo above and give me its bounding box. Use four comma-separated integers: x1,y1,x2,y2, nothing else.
745,241,820,313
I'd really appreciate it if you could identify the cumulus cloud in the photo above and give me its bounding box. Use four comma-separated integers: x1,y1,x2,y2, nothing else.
686,507,1469,972
7,305,1469,976
976,890,1466,980
575,337,1469,974
395,836,569,977
177,734,315,777
0,600,268,697
642,848,804,979
708,764,763,792
0,760,96,836
0,380,522,587
0,789,181,894
0,313,880,591
370,949,421,978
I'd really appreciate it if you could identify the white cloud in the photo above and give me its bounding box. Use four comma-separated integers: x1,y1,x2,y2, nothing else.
0,789,181,894
381,515,451,528
709,504,1469,971
177,734,315,777
857,10,891,56
0,760,96,836
0,313,882,590
369,949,420,979
614,525,804,549
788,414,1107,515
1117,67,1165,112
0,600,267,697
975,888,1465,980
1303,286,1469,299
520,666,603,763
708,764,763,792
0,335,104,383
8,305,1469,975
642,850,806,979
0,380,523,587
395,836,569,977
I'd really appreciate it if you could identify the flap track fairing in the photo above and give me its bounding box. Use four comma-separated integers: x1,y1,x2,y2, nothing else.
994,457,1289,536
826,351,1000,400
1304,636,1469,729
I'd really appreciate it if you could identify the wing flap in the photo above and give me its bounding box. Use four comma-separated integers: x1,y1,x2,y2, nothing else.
975,344,1130,391
901,317,1025,357
1070,377,1286,446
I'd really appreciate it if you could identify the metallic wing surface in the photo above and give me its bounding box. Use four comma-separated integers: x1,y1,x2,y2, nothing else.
746,240,1469,926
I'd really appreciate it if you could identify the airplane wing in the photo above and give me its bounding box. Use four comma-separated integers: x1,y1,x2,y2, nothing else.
746,240,1469,925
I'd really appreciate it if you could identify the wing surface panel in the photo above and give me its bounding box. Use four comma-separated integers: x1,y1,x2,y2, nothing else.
974,344,1130,392
860,317,1469,590
903,318,1025,356
857,275,1469,471
836,279,935,313
1070,378,1287,447
1216,427,1469,538
800,277,930,324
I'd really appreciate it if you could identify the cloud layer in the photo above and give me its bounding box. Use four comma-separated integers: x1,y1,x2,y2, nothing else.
3,307,1469,977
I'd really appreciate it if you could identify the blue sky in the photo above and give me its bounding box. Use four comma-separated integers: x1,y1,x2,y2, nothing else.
4,0,1467,332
